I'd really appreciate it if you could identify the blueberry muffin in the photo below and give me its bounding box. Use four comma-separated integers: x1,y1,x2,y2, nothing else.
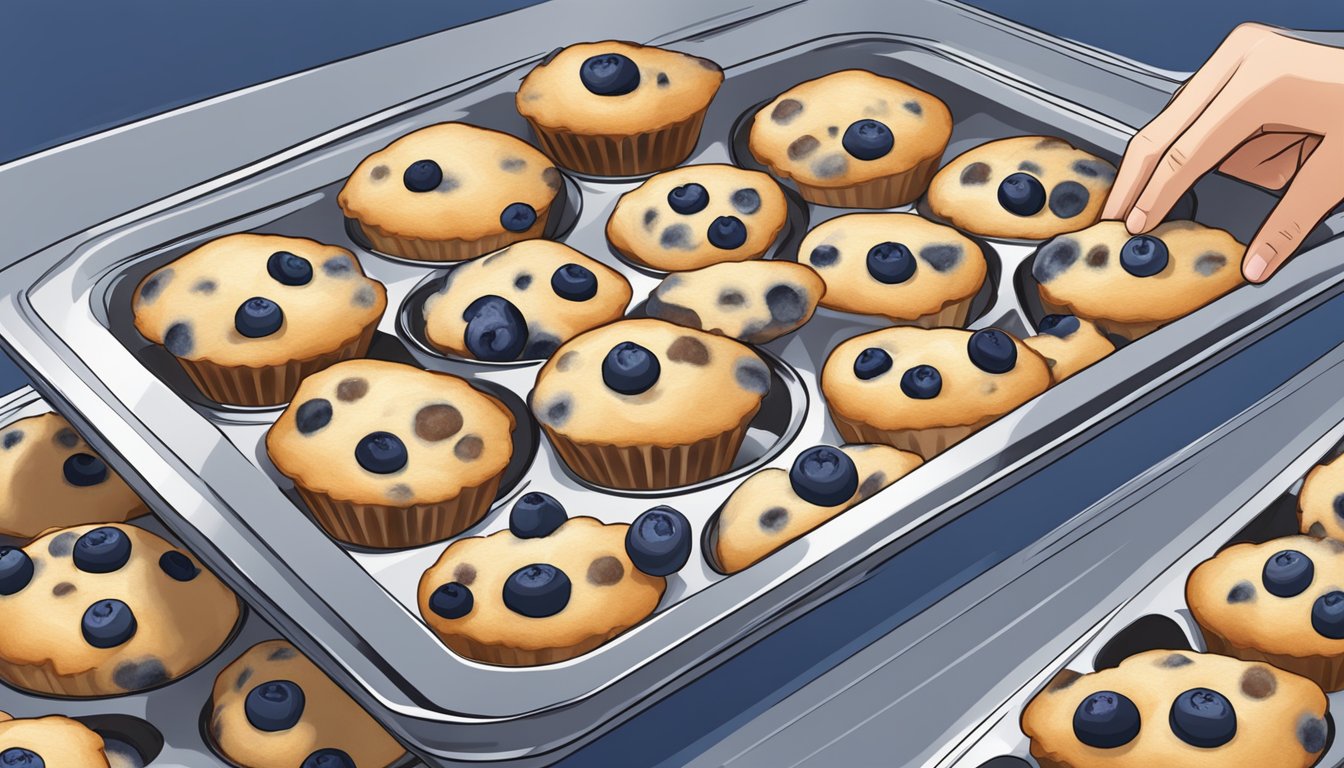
1023,315,1116,383
606,164,788,271
422,240,632,362
0,712,109,768
516,41,723,176
0,523,240,697
1299,452,1344,541
132,233,387,406
208,640,405,768
644,260,823,344
799,212,987,327
1033,220,1246,341
267,359,516,549
339,122,560,262
418,496,686,665
713,444,922,573
0,413,146,540
927,136,1115,239
820,326,1051,459
1188,535,1344,691
748,69,952,208
531,319,770,489
1021,650,1329,768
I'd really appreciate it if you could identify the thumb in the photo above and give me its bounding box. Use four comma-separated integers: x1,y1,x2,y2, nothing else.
1243,138,1343,283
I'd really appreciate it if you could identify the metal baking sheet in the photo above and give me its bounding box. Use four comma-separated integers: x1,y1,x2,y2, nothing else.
8,12,1344,766
939,398,1344,768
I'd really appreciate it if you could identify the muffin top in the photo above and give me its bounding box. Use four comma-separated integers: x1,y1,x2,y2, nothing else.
132,234,386,368
209,640,405,768
644,259,824,345
927,135,1115,239
821,326,1051,432
0,412,145,540
266,360,515,507
1187,535,1344,661
1022,650,1328,768
338,122,560,245
422,240,632,362
0,713,109,768
606,164,789,271
1022,314,1116,383
516,41,723,136
0,523,239,694
1033,220,1245,328
531,319,770,447
1299,452,1344,541
417,515,665,661
748,69,952,190
800,212,986,321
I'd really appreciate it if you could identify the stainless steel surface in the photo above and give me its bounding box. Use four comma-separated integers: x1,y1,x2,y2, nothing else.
4,1,1344,766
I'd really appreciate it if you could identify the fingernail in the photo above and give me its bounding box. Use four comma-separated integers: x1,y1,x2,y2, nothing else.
1244,250,1269,282
1125,208,1147,234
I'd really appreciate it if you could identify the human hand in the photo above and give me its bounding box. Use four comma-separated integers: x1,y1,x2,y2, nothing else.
1102,23,1344,283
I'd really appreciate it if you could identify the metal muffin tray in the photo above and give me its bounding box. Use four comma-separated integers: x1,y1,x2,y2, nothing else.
937,388,1344,768
8,14,1344,767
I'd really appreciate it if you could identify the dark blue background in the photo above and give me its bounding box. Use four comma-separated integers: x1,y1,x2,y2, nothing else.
0,0,1339,390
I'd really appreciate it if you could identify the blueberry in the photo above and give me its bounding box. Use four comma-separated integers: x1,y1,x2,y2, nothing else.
1120,235,1169,277
295,399,333,435
428,582,474,620
403,159,443,192
1037,314,1081,338
266,251,313,286
245,680,306,732
707,216,748,250
667,183,709,215
463,295,528,361
625,505,692,576
900,365,943,399
354,432,408,474
0,547,34,596
73,527,132,573
302,749,355,768
0,749,42,768
62,453,108,487
510,492,567,538
503,563,572,618
1169,688,1236,748
997,173,1046,216
852,347,892,380
1313,591,1344,639
866,241,917,284
580,53,640,96
159,550,200,582
602,341,660,395
790,446,859,506
1072,690,1141,749
967,328,1018,374
82,599,138,648
1262,549,1314,597
842,119,894,161
500,202,538,232
551,263,598,302
234,297,283,338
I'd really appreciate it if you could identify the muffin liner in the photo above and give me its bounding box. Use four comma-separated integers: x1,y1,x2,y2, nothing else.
176,324,377,407
788,152,942,209
905,293,976,330
1200,629,1344,692
542,407,759,490
525,109,708,177
441,626,633,667
295,477,502,550
0,658,114,697
358,214,549,263
829,410,995,461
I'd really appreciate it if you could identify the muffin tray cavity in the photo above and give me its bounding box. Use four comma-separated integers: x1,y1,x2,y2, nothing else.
6,10,1344,767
